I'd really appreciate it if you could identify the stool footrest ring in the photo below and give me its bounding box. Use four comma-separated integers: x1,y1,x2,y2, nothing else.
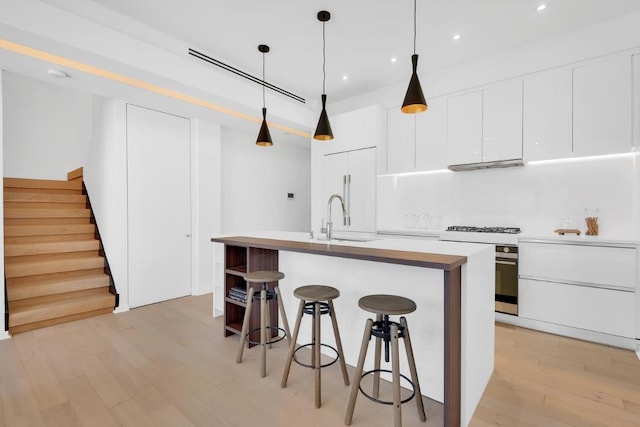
293,343,340,369
246,326,287,345
358,369,416,405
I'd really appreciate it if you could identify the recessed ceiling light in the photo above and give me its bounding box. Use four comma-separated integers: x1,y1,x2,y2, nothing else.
390,57,397,63
342,75,348,81
452,34,461,41
47,68,69,79
537,4,547,12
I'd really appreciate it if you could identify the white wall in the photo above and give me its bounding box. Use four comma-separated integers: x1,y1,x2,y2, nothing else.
84,97,130,311
191,119,221,297
221,127,311,233
378,154,639,239
0,70,7,338
2,72,93,180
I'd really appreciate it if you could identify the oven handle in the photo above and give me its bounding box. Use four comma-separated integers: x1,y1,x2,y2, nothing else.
496,260,517,266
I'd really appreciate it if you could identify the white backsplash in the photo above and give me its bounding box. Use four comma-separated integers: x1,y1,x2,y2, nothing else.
378,153,639,239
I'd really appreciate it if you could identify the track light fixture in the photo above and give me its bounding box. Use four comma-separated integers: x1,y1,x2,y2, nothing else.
401,0,428,114
256,44,273,146
314,10,334,141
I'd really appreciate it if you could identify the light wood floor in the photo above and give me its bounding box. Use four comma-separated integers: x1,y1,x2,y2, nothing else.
0,294,638,427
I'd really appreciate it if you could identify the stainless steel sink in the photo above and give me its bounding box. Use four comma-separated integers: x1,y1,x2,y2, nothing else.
313,235,377,243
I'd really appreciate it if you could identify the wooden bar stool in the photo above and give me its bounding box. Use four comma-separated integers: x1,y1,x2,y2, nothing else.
236,270,291,377
345,294,426,427
281,285,350,408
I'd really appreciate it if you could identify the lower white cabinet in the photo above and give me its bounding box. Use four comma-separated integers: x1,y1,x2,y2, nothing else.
519,278,635,338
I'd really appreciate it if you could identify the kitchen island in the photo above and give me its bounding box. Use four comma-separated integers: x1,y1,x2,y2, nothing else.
211,231,494,427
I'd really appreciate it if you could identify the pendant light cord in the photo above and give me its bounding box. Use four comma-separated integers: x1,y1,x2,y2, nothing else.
413,0,417,54
262,52,266,108
322,21,326,95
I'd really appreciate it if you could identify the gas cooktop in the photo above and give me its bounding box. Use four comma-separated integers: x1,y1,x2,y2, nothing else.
446,226,522,234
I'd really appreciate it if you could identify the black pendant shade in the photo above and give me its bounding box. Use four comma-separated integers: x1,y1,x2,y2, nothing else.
314,94,333,140
401,54,428,114
256,107,273,146
313,10,334,141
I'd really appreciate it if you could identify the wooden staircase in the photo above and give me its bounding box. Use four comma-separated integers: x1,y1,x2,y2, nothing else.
3,168,117,335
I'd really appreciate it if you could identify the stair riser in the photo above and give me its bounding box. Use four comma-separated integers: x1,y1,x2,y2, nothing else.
4,191,87,204
4,224,96,237
9,293,115,326
5,234,96,244
5,257,106,278
4,209,91,219
5,240,100,257
7,276,110,301
5,202,87,210
4,177,82,191
4,218,92,226
8,307,113,335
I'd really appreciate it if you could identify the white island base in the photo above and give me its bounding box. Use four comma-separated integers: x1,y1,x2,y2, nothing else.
212,232,495,426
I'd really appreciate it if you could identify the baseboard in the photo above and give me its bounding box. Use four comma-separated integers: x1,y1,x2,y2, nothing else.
495,312,638,351
0,331,11,340
114,305,130,314
192,286,214,296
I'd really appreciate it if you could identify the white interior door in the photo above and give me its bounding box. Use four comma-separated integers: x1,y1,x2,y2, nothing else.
127,104,191,308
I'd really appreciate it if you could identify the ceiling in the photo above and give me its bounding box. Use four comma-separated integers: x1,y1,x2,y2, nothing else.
42,0,640,103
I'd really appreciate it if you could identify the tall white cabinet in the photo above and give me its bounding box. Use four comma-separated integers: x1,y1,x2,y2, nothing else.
321,148,376,233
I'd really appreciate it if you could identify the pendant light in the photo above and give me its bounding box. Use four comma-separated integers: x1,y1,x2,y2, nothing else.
256,44,273,146
401,0,428,114
314,10,333,141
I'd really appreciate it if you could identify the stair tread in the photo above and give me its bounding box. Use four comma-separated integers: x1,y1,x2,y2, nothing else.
5,251,103,264
8,274,110,301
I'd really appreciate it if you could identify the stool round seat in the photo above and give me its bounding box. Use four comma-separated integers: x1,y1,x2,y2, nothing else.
358,294,416,315
244,270,285,283
293,285,340,302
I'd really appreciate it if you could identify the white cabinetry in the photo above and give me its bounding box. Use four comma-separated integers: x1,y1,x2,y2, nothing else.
447,80,523,166
482,80,523,162
633,54,640,150
322,147,376,233
416,97,448,171
386,97,447,173
523,67,573,161
573,54,632,157
519,241,637,338
447,90,482,165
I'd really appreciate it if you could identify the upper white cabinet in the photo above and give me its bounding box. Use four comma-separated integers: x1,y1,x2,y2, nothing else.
573,54,632,157
447,90,483,165
633,54,640,150
447,80,523,166
523,67,573,161
322,147,376,233
482,79,523,162
386,96,447,173
416,97,448,171
386,108,416,173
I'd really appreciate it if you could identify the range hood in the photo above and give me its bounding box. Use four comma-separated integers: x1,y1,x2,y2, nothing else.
448,158,524,172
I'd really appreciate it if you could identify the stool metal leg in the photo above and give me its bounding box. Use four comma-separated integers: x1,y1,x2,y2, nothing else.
236,286,256,363
391,323,402,427
265,293,273,349
373,313,382,399
275,286,292,344
281,299,305,388
345,318,373,426
260,287,267,377
314,302,322,408
401,316,426,422
328,299,350,386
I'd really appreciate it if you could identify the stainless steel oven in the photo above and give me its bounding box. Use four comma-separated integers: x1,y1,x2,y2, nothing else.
495,245,518,315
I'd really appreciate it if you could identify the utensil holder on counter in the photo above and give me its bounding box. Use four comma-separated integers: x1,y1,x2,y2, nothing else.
584,208,599,236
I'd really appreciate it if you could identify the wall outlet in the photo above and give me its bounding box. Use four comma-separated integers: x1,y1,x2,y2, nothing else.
287,192,295,200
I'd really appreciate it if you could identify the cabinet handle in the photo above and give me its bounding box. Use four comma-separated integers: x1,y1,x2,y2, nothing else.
496,260,516,266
